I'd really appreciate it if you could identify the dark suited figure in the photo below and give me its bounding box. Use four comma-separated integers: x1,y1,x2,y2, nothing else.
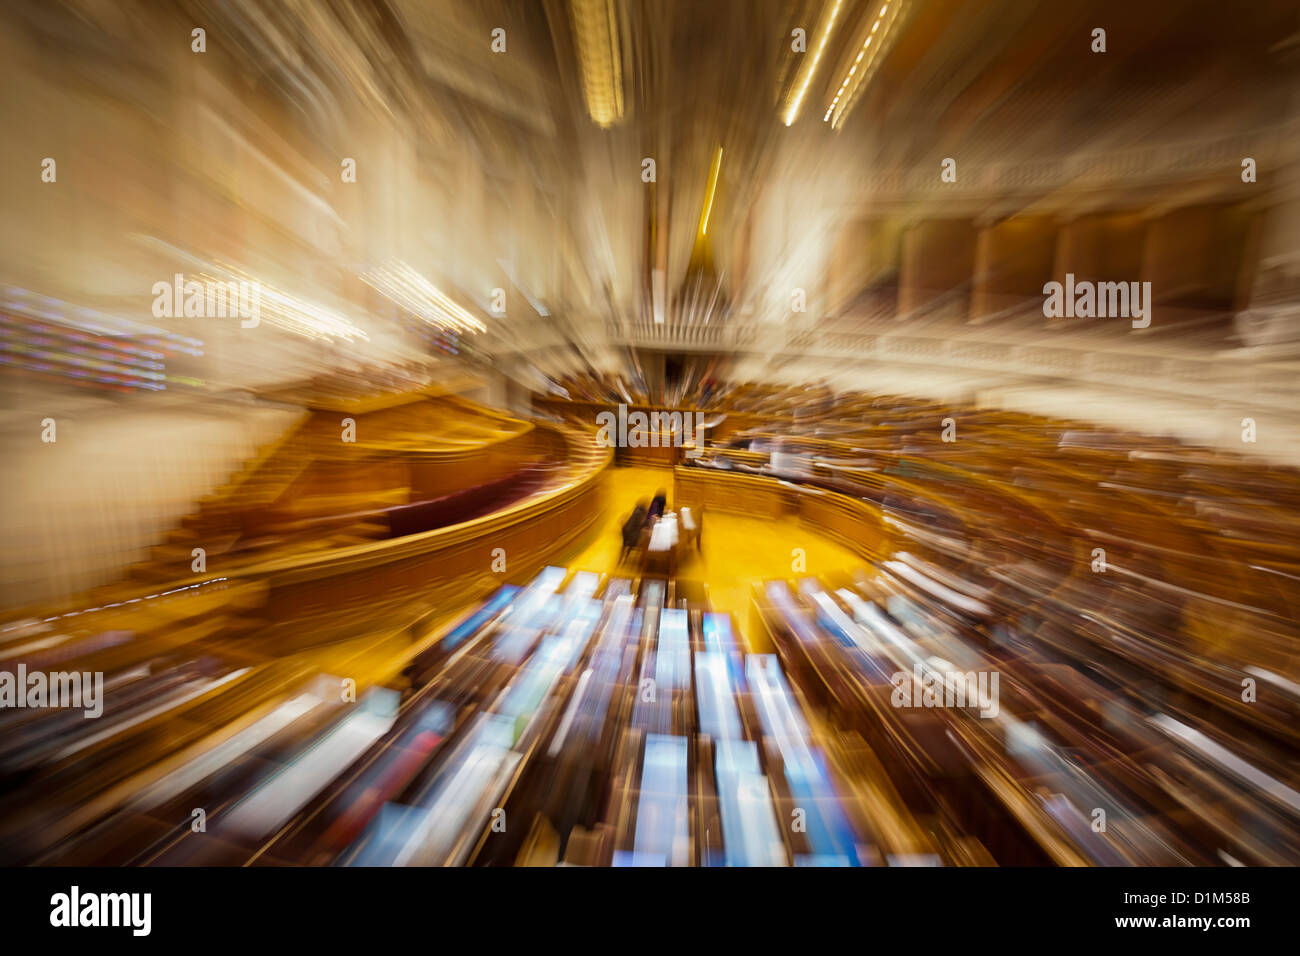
647,489,668,522
620,502,648,563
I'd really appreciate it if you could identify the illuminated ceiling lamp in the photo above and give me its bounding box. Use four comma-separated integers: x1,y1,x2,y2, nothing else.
570,0,624,127
824,0,908,130
782,0,845,126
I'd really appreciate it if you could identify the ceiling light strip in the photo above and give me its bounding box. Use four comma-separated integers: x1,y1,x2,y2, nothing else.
782,0,844,126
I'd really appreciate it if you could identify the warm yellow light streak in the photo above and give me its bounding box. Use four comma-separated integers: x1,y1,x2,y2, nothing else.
782,0,844,126
360,261,486,335
826,0,905,130
699,147,723,236
200,267,370,343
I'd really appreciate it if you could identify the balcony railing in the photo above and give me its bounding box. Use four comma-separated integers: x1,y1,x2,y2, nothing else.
853,118,1299,200
606,320,761,350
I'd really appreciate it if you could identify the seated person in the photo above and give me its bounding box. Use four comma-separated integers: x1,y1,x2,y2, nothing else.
647,489,668,522
620,501,648,563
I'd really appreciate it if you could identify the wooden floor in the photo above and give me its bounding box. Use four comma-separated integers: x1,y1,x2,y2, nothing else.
558,465,864,651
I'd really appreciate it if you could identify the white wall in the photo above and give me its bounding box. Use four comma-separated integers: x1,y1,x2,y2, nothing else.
0,398,299,609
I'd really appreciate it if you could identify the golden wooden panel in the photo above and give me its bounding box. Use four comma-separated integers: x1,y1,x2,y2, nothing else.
672,466,887,559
